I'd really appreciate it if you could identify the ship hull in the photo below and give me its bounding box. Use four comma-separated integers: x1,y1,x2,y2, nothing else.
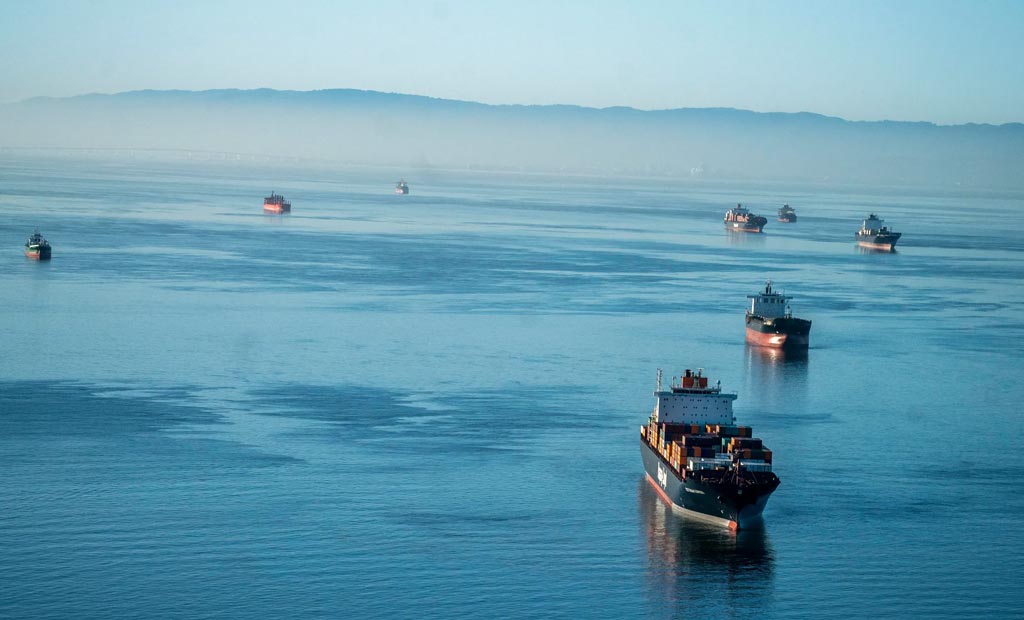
778,214,796,223
24,246,51,260
725,221,764,233
640,439,776,530
856,232,900,251
263,204,291,214
745,315,811,349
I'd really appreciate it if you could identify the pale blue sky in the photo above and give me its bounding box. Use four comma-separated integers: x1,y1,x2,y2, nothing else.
1,0,1021,124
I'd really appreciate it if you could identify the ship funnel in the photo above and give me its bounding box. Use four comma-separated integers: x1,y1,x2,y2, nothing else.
682,369,695,388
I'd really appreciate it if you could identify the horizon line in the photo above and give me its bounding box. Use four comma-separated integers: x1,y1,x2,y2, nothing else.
13,87,1024,128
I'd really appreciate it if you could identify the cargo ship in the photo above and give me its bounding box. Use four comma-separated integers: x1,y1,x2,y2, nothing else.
724,203,767,233
745,280,811,349
395,179,409,195
778,204,797,223
856,214,901,250
263,192,291,214
24,230,52,260
640,368,780,530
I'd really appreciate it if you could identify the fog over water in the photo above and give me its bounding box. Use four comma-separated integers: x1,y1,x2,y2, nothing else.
3,89,1023,189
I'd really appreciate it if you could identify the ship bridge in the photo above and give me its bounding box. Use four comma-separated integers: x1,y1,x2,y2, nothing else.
653,369,736,426
861,214,886,233
748,280,791,319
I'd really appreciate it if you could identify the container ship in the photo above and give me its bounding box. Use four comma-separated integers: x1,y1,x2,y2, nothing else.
724,204,767,233
778,204,797,223
640,368,780,530
745,280,811,349
263,192,291,214
395,179,409,195
24,230,52,260
856,214,901,250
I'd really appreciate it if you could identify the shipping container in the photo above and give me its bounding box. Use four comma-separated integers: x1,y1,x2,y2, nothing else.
679,434,718,447
735,448,772,461
705,424,753,438
661,423,704,439
730,437,763,450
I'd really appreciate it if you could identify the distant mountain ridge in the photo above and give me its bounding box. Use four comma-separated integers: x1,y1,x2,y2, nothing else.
4,88,1023,188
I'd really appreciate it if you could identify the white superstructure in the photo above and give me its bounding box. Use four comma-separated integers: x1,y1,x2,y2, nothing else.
859,214,886,234
747,280,791,319
652,369,737,426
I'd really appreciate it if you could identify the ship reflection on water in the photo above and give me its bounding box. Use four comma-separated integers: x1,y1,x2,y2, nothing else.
745,342,809,367
725,230,767,246
744,343,810,413
638,480,774,613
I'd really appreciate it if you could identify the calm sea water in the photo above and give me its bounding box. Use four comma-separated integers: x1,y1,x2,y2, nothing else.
2,156,1023,619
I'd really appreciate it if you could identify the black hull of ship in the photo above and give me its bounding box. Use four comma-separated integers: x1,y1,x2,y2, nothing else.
778,214,796,223
856,232,901,250
745,315,811,349
640,439,779,530
25,246,52,260
725,220,765,233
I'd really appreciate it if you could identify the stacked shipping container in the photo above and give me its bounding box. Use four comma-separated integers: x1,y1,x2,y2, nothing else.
642,421,773,474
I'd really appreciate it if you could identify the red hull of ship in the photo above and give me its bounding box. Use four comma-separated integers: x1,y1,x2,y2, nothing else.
263,205,290,214
857,241,894,251
745,328,808,349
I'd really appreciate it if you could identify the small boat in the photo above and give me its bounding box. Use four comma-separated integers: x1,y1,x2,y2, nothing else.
724,203,767,233
263,192,291,214
778,204,797,223
856,214,901,251
395,179,409,195
24,230,52,260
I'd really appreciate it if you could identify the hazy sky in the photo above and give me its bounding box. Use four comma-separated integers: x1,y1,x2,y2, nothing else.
1,0,1021,124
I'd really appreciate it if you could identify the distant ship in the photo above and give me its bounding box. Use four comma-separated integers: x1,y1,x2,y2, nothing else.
745,280,811,349
724,203,767,233
640,368,781,530
856,214,901,250
24,230,52,260
263,192,291,214
395,179,409,195
778,204,797,223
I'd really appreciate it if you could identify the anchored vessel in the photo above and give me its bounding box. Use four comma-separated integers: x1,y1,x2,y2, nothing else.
724,204,767,233
746,280,811,349
778,204,797,223
24,230,52,260
263,192,292,214
395,179,409,195
856,214,901,250
640,369,780,530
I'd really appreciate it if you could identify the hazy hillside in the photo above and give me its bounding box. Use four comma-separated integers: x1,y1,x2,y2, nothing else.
3,88,1022,188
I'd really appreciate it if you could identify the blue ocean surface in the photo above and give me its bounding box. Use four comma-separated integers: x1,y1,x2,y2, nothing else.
1,156,1022,619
